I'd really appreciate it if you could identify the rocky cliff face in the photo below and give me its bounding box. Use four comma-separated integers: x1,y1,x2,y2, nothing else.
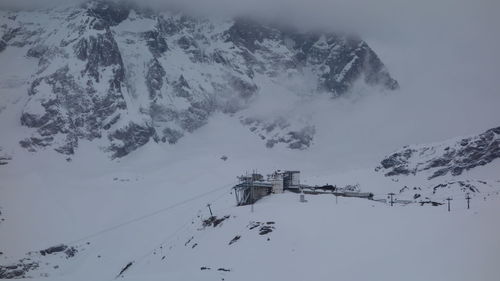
377,127,500,179
0,0,398,158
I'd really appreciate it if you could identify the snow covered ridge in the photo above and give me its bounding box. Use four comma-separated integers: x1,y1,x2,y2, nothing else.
377,126,500,179
0,0,398,158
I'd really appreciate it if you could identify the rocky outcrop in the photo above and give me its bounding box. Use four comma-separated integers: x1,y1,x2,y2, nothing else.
108,123,155,158
0,244,80,279
20,62,126,155
0,27,20,52
74,29,125,86
84,0,131,30
144,30,168,57
241,116,316,150
377,127,500,179
391,179,500,204
226,20,398,96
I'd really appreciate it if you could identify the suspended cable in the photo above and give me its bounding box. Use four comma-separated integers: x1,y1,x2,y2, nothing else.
67,182,235,245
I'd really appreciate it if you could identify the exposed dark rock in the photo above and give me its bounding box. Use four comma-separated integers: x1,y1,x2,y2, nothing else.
202,215,230,228
378,127,500,179
432,181,480,194
212,50,228,65
184,237,194,247
177,35,196,50
258,226,274,235
228,235,241,245
0,243,79,280
157,17,180,36
173,75,191,98
380,148,415,171
244,117,314,150
146,58,166,100
178,101,215,132
229,77,258,100
75,29,125,85
55,134,79,155
343,184,361,192
247,221,260,230
0,262,37,279
419,200,443,206
287,126,315,150
160,127,183,144
392,180,493,203
226,19,398,96
247,221,276,235
26,44,49,59
40,245,67,256
0,148,12,166
144,30,168,56
225,18,277,52
0,27,20,53
217,268,231,272
108,123,155,158
64,247,78,258
19,136,54,152
38,244,78,259
0,40,6,52
116,261,133,278
20,112,48,128
20,63,126,154
85,0,131,30
319,40,399,95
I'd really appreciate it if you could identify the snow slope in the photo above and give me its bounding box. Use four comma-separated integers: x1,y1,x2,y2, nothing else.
1,113,499,280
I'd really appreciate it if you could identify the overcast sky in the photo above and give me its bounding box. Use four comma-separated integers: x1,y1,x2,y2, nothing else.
1,0,498,48
1,0,498,54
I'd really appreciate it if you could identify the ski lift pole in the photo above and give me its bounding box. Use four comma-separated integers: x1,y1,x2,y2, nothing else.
251,170,254,212
446,197,452,212
388,193,395,206
207,204,213,217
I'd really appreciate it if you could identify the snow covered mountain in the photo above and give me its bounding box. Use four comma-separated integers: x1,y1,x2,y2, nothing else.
372,126,500,204
0,0,397,158
1,1,499,281
378,126,500,179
